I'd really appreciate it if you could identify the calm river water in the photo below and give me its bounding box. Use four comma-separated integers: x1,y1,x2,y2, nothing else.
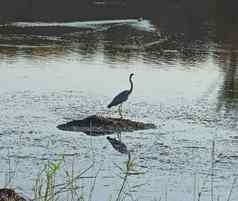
0,18,238,201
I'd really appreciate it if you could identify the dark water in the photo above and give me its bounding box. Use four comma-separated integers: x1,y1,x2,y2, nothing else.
0,18,238,201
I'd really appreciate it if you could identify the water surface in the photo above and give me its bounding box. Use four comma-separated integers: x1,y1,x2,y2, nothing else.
0,18,238,201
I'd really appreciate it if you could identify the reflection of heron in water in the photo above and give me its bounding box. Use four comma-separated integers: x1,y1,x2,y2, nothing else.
107,136,128,154
107,73,134,118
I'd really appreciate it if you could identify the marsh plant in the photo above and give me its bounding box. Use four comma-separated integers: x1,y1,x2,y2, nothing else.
115,153,134,201
32,152,134,201
33,156,65,201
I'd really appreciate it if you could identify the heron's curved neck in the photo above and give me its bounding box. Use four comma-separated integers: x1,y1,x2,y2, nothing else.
129,76,133,94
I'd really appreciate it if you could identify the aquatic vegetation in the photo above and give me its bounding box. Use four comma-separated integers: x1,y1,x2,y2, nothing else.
32,153,135,201
34,157,64,201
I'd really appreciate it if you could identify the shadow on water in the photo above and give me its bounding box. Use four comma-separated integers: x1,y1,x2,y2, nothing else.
0,19,212,66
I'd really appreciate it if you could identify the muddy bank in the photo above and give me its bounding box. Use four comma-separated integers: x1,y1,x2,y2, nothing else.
57,115,156,136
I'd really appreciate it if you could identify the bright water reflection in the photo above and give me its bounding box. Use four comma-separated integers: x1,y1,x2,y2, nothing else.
0,18,238,201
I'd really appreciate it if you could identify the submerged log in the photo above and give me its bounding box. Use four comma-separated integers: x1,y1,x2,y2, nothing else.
57,115,156,136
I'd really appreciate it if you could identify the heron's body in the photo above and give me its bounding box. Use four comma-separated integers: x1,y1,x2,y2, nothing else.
107,73,134,118
107,90,130,108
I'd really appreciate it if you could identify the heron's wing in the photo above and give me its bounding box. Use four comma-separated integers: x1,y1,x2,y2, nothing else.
108,90,130,108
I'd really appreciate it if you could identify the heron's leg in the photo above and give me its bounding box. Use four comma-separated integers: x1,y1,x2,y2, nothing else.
117,132,122,141
119,104,123,119
118,105,120,117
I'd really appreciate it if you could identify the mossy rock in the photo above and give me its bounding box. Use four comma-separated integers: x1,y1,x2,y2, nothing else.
57,115,156,136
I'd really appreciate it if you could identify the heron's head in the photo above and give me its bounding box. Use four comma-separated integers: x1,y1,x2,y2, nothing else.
129,73,134,79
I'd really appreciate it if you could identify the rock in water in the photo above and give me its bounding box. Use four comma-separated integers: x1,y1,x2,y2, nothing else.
57,115,156,136
0,189,28,201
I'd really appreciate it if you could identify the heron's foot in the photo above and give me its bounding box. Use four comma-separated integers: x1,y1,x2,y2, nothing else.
117,132,122,141
119,113,123,119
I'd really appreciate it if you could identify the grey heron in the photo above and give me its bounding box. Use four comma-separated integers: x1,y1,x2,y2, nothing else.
107,73,134,118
